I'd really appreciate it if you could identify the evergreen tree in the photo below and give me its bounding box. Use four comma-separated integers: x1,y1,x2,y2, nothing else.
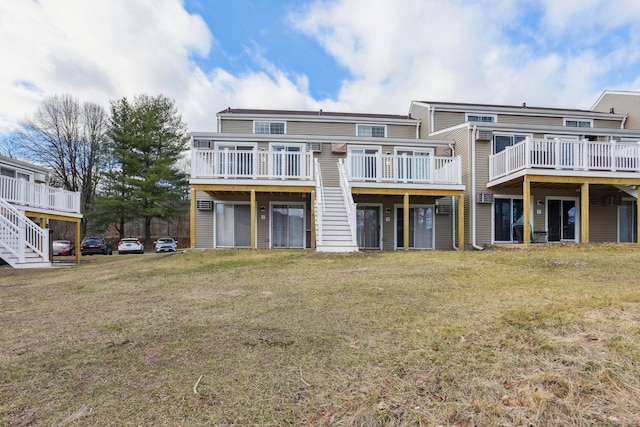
94,94,189,241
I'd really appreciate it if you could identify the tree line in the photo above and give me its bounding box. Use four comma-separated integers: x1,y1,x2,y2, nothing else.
6,93,190,242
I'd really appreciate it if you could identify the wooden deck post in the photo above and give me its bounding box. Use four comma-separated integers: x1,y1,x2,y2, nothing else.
250,189,256,249
581,182,589,243
310,190,316,249
637,195,640,245
75,220,81,264
190,189,196,248
523,178,531,243
403,193,409,250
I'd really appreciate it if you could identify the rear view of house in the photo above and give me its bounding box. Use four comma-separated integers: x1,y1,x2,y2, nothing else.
189,109,464,251
0,155,82,267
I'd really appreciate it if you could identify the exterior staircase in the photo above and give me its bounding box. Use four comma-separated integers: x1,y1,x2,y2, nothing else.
316,187,358,252
0,198,51,268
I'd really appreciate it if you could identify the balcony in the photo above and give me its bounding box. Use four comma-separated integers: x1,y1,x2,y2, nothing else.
191,148,314,181
0,175,81,214
490,138,640,181
346,153,462,185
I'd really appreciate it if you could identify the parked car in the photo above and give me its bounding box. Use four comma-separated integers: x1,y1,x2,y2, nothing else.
52,240,74,256
118,238,145,254
81,237,113,255
154,237,178,253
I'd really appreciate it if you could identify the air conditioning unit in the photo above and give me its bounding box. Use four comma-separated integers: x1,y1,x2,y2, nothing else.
477,130,493,141
34,173,48,183
605,195,622,206
435,204,452,215
477,193,494,203
196,200,213,210
307,142,322,152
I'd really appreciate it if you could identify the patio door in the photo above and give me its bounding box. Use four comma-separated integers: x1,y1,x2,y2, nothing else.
215,203,251,247
619,200,637,243
396,206,435,249
396,149,432,182
493,198,524,242
271,204,305,248
356,205,381,249
349,147,380,180
547,199,577,242
271,144,303,178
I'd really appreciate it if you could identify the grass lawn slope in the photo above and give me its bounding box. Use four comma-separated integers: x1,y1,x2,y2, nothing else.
1,245,640,426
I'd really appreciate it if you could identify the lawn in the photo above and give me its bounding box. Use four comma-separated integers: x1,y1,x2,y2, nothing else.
1,245,640,426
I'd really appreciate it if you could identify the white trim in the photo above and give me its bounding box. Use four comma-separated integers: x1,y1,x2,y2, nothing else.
617,198,637,243
214,141,257,150
544,134,580,140
490,194,534,244
393,203,436,250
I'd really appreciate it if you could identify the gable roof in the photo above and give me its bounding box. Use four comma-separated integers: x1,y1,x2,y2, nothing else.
217,108,414,122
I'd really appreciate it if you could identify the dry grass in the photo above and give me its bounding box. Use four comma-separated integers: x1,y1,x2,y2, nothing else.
1,244,640,426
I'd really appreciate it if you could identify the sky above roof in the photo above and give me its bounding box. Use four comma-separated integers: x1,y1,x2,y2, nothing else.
1,0,640,135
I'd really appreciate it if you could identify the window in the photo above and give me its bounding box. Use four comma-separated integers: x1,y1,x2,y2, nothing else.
357,124,386,138
254,121,285,134
493,134,528,154
564,118,592,128
466,113,496,123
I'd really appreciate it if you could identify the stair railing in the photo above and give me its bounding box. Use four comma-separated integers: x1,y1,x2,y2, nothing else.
0,198,48,266
337,159,357,246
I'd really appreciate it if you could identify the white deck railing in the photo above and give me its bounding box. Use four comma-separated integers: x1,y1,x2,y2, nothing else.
490,138,640,180
0,198,49,265
191,149,314,180
338,159,357,247
346,153,462,184
0,176,80,214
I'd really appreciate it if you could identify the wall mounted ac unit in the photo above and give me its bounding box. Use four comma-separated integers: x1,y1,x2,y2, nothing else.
196,200,213,210
477,193,494,203
477,130,493,141
605,195,622,206
307,142,322,152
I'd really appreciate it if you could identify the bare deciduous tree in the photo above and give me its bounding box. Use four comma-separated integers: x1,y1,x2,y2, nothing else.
18,94,109,234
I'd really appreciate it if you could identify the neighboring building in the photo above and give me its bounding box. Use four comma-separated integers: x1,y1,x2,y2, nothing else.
189,109,464,251
0,155,82,267
189,91,640,251
410,96,640,248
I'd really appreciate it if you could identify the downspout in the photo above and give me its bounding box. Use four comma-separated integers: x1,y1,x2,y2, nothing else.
430,106,435,133
416,119,421,139
470,126,484,250
217,114,221,132
621,114,628,129
449,143,458,251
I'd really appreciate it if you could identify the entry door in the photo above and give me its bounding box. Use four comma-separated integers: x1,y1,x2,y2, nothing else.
547,199,577,242
272,145,303,178
356,206,380,249
272,204,305,248
619,200,637,243
350,148,379,180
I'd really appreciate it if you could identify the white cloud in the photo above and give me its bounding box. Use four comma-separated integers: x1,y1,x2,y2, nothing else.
2,0,640,136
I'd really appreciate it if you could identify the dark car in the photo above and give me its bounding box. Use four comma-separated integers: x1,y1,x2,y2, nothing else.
52,240,75,256
81,237,113,255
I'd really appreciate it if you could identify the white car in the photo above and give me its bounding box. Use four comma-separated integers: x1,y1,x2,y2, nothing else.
155,237,177,253
118,238,145,254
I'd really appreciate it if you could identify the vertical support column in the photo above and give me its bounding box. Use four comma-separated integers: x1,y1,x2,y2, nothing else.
523,178,531,244
310,190,316,249
250,189,256,249
75,220,81,264
403,193,409,251
581,182,589,243
458,195,465,251
190,189,196,248
39,218,46,228
636,195,640,244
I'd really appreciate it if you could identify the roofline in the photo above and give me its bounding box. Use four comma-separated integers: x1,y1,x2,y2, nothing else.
189,132,453,146
0,154,51,174
429,121,640,138
411,100,625,121
217,108,418,125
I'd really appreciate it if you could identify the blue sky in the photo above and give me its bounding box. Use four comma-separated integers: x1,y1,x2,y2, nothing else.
1,0,640,134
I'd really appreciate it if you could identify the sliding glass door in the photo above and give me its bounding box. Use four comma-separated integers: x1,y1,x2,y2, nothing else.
272,204,305,248
215,203,251,247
